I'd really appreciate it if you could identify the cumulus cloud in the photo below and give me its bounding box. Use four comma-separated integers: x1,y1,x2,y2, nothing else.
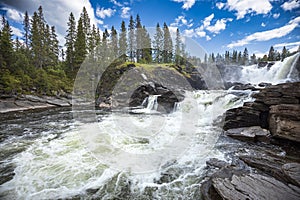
281,0,300,11
3,7,23,22
170,15,193,28
172,0,196,10
206,18,232,34
121,7,131,18
110,0,122,7
227,16,300,48
0,0,100,46
96,7,116,19
261,22,266,27
224,0,272,20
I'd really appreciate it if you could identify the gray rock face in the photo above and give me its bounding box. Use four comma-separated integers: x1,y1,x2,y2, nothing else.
213,173,300,200
282,163,300,187
269,104,300,142
223,82,300,144
225,126,270,143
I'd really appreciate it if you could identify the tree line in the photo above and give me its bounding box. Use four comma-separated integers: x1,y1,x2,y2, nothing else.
1,5,299,95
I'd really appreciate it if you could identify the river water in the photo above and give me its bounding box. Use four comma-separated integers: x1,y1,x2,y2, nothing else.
0,53,299,199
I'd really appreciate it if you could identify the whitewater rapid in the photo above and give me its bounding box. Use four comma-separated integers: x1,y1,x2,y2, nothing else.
0,90,252,199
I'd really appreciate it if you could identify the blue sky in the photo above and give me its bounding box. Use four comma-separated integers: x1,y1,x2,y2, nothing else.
0,0,300,57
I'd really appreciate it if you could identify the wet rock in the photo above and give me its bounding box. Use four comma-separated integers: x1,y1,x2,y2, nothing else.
212,173,300,200
206,158,228,168
258,61,268,68
225,126,270,143
282,163,300,187
224,82,257,90
223,107,262,130
269,104,300,143
258,82,272,87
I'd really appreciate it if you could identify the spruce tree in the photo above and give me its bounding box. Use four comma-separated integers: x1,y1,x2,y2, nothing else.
153,23,163,63
141,26,152,63
135,14,142,62
268,46,275,61
30,11,43,68
65,12,76,73
74,17,87,73
175,28,181,65
119,21,127,60
23,11,30,49
163,22,173,63
50,26,59,64
281,46,287,61
243,47,249,65
111,26,118,56
128,15,135,62
0,16,13,70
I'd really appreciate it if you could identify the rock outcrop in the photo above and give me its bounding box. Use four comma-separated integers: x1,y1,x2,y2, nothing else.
223,82,300,144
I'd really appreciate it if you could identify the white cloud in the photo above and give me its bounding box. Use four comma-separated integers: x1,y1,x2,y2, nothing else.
172,0,196,10
261,22,266,27
203,14,214,28
289,45,299,52
110,0,122,7
206,35,211,41
195,28,206,37
4,7,23,22
206,18,232,34
11,26,23,37
216,2,225,9
281,0,300,11
96,7,116,19
274,41,300,48
183,29,195,37
225,0,272,19
121,7,131,18
170,15,193,28
273,13,280,19
227,16,300,48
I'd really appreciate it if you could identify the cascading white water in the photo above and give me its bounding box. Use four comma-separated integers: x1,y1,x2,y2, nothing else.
237,52,299,85
1,53,298,199
0,90,251,199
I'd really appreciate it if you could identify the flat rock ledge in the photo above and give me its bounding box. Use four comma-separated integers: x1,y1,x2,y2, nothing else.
0,95,73,114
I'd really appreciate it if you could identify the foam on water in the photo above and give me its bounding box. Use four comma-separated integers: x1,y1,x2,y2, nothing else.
0,90,250,199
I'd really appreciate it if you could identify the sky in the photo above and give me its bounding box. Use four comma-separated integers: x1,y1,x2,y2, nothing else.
0,0,300,58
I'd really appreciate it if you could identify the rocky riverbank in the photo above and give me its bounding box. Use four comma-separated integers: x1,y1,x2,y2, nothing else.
201,82,300,199
0,95,73,114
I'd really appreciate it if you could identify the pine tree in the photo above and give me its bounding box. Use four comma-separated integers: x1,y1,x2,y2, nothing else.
153,23,163,63
232,50,237,63
163,22,173,63
175,28,181,65
119,20,127,60
243,47,249,65
128,15,135,62
23,11,30,49
74,17,87,72
268,46,275,61
281,46,287,61
65,12,76,72
204,53,208,64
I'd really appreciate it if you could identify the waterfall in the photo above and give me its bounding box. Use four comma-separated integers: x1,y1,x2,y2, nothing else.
224,53,299,85
145,95,160,111
173,102,181,112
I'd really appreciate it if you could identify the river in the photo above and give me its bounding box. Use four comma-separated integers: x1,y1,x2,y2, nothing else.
0,53,299,199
